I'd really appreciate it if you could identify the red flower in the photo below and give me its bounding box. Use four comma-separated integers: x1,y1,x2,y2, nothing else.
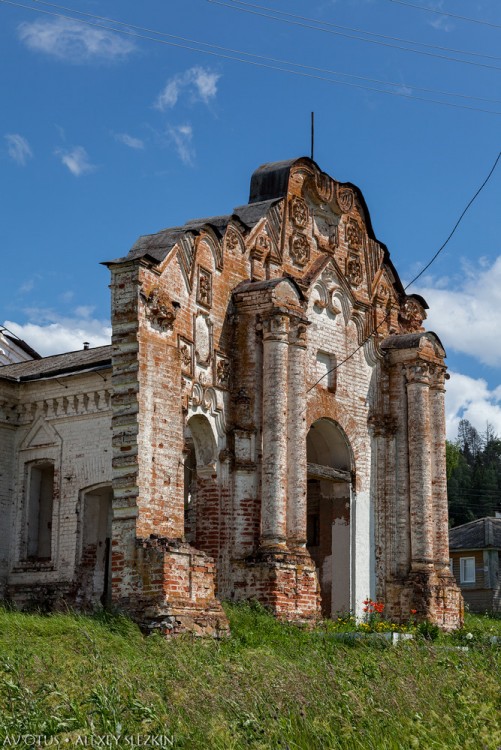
363,607,369,612
410,609,417,615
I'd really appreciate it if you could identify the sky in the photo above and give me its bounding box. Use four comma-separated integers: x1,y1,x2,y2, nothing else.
0,0,500,440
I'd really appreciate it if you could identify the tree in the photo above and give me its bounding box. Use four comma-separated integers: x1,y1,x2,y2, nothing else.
447,419,501,527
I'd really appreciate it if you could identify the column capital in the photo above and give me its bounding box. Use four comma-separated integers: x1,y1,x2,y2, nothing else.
403,360,433,386
262,313,290,342
288,320,308,348
429,363,449,391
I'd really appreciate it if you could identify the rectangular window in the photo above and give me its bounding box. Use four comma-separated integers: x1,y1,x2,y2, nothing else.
316,351,336,392
27,462,54,560
460,556,476,584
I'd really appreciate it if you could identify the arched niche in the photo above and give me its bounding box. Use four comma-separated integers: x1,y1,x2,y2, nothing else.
183,414,220,561
187,414,217,470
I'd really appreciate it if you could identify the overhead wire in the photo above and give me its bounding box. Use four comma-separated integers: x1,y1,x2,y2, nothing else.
386,0,501,31
16,1,500,107
0,0,501,116
1,0,501,116
1,0,499,381
215,0,501,62
207,0,501,72
307,150,501,391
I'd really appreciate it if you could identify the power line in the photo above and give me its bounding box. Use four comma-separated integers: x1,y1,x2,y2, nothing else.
208,0,501,72
217,0,501,62
387,0,501,31
21,0,501,106
2,0,500,115
407,151,501,286
307,150,501,391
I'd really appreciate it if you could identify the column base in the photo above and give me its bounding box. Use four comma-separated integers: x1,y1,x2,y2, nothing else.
231,549,320,623
113,536,229,637
385,569,463,631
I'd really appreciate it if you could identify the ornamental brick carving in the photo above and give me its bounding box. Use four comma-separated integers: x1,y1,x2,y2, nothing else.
290,196,309,228
215,355,231,388
262,313,290,341
253,232,272,261
197,266,212,308
345,218,363,250
289,232,310,266
346,255,363,287
178,336,194,375
404,361,434,385
338,186,354,213
194,312,213,366
289,321,308,347
225,227,241,252
399,297,426,333
328,225,339,250
141,286,179,332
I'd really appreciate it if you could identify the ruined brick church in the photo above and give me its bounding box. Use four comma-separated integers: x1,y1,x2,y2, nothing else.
0,158,463,633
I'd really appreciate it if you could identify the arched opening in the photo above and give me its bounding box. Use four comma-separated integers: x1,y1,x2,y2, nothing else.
306,418,353,617
77,484,113,608
183,415,219,562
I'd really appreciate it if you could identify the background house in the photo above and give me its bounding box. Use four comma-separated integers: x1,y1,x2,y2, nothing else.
0,327,40,366
449,516,501,613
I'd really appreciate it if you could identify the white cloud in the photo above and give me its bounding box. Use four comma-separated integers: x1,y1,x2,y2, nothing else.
55,146,96,177
115,133,144,150
416,256,501,368
429,16,454,32
155,66,220,111
19,279,35,294
18,18,135,63
167,124,194,166
5,134,32,165
445,371,501,440
4,312,111,357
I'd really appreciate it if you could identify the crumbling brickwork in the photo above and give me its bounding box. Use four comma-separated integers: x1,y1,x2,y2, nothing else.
0,157,463,631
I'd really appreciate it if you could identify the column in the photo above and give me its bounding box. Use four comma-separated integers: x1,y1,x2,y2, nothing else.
429,365,451,570
261,313,289,548
287,320,308,550
404,360,434,567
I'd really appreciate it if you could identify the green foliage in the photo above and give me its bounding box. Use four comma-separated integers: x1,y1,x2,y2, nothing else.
415,620,440,641
1,604,501,749
447,419,501,526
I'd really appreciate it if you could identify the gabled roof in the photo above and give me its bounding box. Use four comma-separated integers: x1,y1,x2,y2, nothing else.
0,345,112,382
3,333,41,360
449,517,501,550
105,199,280,265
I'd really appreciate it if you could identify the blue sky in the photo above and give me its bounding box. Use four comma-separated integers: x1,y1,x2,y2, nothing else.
0,0,500,439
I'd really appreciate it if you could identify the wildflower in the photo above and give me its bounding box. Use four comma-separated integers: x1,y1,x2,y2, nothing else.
410,609,417,615
465,632,473,640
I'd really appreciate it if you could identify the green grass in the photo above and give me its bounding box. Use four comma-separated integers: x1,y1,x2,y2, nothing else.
0,604,500,749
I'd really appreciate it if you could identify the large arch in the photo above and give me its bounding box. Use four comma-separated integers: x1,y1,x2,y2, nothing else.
306,418,353,617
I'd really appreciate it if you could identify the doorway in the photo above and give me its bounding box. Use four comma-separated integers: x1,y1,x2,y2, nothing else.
306,419,352,617
77,484,113,608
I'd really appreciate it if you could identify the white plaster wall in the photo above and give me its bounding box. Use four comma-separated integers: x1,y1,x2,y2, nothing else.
4,372,112,590
351,489,376,617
